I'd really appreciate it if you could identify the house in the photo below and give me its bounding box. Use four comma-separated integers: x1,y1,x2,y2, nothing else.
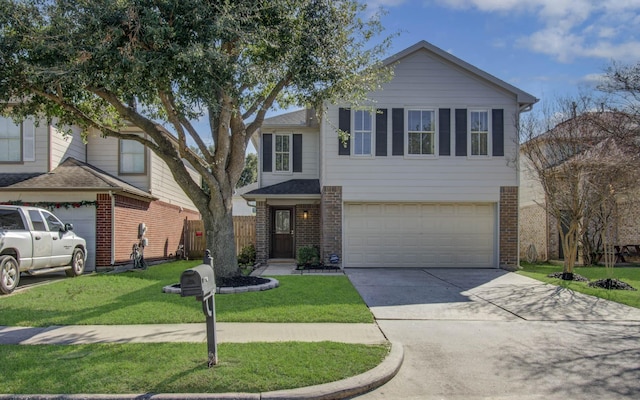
243,40,538,269
0,119,201,271
519,112,640,263
233,182,258,216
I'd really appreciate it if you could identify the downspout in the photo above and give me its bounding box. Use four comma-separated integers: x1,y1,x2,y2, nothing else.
109,191,116,265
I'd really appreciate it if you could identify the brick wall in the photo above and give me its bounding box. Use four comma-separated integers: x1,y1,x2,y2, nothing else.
95,193,113,267
321,186,342,264
255,201,268,265
111,195,199,265
295,204,321,253
519,203,548,262
499,186,518,267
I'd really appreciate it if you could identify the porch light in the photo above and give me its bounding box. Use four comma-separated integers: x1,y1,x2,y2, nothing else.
303,210,308,219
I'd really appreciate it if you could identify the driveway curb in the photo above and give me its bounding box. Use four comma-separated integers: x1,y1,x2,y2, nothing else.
0,342,403,400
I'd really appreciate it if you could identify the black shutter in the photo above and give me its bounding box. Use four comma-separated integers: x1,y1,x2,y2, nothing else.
392,108,404,156
338,107,351,155
455,109,467,156
439,108,451,156
492,109,504,157
262,133,272,172
375,109,387,156
293,134,302,172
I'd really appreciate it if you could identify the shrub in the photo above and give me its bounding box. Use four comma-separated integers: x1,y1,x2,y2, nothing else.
297,245,320,267
237,244,256,266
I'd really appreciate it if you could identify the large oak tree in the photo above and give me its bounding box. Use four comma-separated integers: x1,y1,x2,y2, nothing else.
0,0,391,279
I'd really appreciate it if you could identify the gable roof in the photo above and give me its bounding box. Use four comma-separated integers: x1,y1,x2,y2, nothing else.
384,40,538,108
0,157,156,200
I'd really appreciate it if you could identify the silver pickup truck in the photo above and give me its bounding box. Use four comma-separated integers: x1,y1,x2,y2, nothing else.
0,205,87,294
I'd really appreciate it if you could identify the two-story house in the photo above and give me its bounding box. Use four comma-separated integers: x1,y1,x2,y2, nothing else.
243,41,538,269
0,119,200,271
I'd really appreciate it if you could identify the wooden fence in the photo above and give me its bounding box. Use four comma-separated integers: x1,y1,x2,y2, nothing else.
183,216,256,259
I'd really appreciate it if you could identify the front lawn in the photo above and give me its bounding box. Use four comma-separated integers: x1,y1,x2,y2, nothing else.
518,264,640,309
0,261,373,326
0,342,389,394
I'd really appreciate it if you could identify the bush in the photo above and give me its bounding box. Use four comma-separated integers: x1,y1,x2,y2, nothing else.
297,245,320,267
237,244,256,266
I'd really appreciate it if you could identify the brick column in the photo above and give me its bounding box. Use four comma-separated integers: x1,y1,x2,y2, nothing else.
321,186,342,265
95,193,113,269
499,186,518,268
255,201,269,265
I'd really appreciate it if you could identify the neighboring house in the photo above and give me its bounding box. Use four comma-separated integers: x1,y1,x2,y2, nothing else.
233,182,258,216
0,119,200,271
519,113,640,262
243,40,538,268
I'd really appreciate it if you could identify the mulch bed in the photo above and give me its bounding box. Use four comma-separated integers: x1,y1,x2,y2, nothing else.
588,278,637,291
547,272,590,282
217,276,270,288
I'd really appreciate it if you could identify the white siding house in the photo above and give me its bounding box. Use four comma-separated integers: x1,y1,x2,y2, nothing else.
245,41,537,269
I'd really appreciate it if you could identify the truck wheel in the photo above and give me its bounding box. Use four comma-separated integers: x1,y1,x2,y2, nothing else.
0,255,20,295
65,249,85,277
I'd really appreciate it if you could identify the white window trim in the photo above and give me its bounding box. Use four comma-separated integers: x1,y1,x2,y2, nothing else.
467,109,492,158
404,108,438,158
118,138,148,175
351,109,374,158
273,133,293,174
0,116,24,163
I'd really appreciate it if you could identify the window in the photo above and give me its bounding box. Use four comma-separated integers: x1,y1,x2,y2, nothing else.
407,110,435,155
43,211,64,232
353,110,372,156
28,210,46,231
470,110,489,156
274,134,291,172
0,116,22,162
119,139,146,174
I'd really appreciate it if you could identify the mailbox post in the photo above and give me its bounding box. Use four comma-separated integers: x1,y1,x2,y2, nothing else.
180,250,218,367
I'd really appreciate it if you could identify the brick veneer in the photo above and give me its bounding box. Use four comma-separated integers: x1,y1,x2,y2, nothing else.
255,201,269,265
519,203,548,261
321,186,342,264
499,186,518,267
95,193,199,269
295,204,320,252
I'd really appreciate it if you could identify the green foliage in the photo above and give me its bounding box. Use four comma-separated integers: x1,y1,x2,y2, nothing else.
296,245,320,266
0,342,389,394
237,243,256,266
237,153,258,188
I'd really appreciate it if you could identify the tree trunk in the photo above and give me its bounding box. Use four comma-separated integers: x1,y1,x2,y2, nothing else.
202,204,240,282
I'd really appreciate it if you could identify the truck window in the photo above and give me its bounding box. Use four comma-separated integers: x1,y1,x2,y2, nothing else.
28,210,47,231
0,209,26,230
43,211,64,232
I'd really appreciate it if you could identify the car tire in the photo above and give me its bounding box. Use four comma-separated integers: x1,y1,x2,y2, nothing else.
0,255,20,295
65,248,85,277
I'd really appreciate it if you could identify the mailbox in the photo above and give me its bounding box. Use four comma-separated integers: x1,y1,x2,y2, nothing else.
180,264,215,299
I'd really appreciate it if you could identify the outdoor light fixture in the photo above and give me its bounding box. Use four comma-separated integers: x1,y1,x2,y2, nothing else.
303,210,308,219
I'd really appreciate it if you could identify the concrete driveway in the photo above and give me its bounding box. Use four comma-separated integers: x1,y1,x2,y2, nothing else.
346,268,640,400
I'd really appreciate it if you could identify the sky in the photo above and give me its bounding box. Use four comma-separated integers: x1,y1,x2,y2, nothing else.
369,0,640,103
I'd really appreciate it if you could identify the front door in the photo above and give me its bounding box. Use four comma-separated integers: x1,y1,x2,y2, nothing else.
271,208,294,258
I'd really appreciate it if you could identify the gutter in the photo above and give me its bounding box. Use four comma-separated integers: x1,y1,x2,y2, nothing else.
109,190,115,265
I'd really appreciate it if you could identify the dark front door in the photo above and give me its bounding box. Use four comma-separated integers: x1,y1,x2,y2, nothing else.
271,208,294,258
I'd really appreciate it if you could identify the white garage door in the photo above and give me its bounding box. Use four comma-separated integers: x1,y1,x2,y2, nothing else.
53,207,96,272
344,203,496,268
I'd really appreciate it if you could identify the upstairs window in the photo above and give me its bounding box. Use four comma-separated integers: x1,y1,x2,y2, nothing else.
0,116,22,162
407,109,435,155
353,110,372,156
274,134,291,172
470,110,489,156
119,139,146,174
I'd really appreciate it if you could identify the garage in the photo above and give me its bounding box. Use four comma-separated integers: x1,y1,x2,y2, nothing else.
53,207,96,272
344,203,496,268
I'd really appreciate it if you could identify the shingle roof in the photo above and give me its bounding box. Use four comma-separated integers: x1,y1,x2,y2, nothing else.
0,173,42,187
263,109,318,128
243,179,320,198
0,157,156,200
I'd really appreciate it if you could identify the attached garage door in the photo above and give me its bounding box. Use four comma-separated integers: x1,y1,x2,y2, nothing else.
344,203,496,268
53,207,96,272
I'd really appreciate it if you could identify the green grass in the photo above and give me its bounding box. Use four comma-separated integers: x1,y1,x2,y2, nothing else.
518,263,640,308
0,342,389,394
0,261,373,326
